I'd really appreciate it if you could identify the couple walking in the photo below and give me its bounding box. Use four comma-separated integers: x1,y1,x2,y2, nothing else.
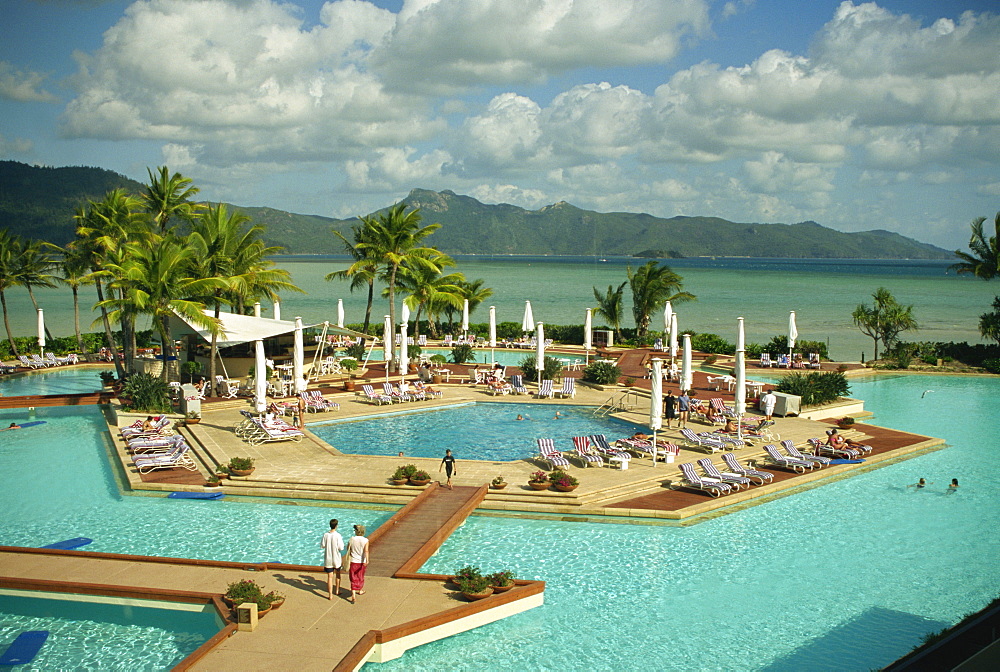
320,519,369,603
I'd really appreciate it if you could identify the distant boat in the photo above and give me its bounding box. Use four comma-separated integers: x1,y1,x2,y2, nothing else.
598,258,607,262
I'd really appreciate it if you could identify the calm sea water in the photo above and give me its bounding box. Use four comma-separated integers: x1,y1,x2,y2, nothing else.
4,256,994,362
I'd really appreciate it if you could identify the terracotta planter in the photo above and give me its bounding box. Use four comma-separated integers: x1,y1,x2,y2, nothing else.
432,374,443,384
461,587,494,601
344,380,356,392
269,598,285,610
490,482,508,490
528,482,550,490
204,481,222,487
186,417,201,425
554,484,578,492
491,583,514,593
230,468,255,477
390,478,408,486
409,478,431,486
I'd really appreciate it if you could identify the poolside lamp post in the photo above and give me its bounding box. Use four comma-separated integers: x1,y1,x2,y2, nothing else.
488,306,497,365
535,322,545,385
650,358,663,466
736,317,747,444
37,308,45,356
788,311,798,368
583,308,592,366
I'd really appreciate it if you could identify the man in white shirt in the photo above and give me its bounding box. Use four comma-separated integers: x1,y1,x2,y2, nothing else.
321,519,345,600
761,390,777,421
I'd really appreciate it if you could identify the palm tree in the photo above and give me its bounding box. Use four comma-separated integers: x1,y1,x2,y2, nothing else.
951,212,999,280
56,240,94,355
11,237,58,342
357,203,442,361
456,277,493,327
852,287,918,360
593,281,627,342
627,261,695,339
394,252,463,338
0,229,22,357
325,218,381,334
141,166,202,234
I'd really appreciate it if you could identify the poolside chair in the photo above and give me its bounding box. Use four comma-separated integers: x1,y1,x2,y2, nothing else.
133,442,197,474
418,334,427,346
489,378,512,395
699,431,745,448
807,437,860,460
45,352,69,366
216,375,239,399
722,452,774,485
807,353,822,369
443,335,453,346
571,436,603,468
128,433,185,455
615,436,670,461
413,381,443,399
17,355,41,369
382,382,409,402
697,458,751,490
759,353,773,368
710,397,737,418
536,438,570,470
30,354,56,368
680,428,726,453
676,462,732,498
781,439,831,468
536,379,554,399
360,384,392,405
309,390,340,411
761,444,811,473
653,338,664,351
555,377,576,399
589,434,631,467
121,415,171,439
775,354,790,368
510,375,527,395
245,415,305,446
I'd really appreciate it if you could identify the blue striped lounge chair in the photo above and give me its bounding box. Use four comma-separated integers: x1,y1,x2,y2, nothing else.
697,458,751,490
18,355,42,369
536,438,570,470
361,384,392,405
510,375,527,395
556,377,575,398
127,434,184,454
132,441,197,474
762,444,811,473
413,381,443,399
382,382,408,402
653,338,664,351
680,428,726,453
807,437,860,460
571,436,603,468
700,431,745,448
535,379,554,399
781,439,831,468
589,435,631,461
677,462,732,498
722,452,774,485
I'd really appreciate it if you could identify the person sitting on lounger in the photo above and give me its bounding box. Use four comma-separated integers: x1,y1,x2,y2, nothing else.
723,418,739,433
141,416,156,432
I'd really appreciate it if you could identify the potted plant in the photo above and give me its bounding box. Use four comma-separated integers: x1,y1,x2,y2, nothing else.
205,475,222,487
452,565,481,588
265,590,285,610
527,471,550,490
228,456,255,477
837,416,856,429
456,574,493,600
99,370,116,390
341,359,359,391
490,475,508,490
622,377,636,388
550,470,579,492
409,469,431,486
390,466,409,485
181,360,202,384
215,464,229,480
488,570,516,593
185,410,201,425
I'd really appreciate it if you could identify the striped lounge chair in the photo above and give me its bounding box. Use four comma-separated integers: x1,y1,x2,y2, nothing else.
807,437,860,460
680,428,727,453
536,438,570,470
555,377,576,398
361,385,392,405
535,379,554,399
761,444,811,473
781,439,831,468
722,452,774,485
697,458,751,490
510,375,527,395
571,436,603,468
676,462,732,498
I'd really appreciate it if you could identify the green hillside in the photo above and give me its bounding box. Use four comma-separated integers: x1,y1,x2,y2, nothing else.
0,161,951,258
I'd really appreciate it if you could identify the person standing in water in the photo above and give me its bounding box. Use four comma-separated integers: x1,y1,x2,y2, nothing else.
439,449,457,490
320,519,344,600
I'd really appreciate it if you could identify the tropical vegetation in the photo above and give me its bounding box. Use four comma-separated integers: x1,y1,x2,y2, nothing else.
951,212,999,280
775,372,850,406
852,287,918,361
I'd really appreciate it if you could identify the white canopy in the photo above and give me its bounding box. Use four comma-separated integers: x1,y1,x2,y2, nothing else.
171,309,366,347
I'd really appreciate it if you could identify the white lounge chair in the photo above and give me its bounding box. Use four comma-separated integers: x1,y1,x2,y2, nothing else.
555,377,575,398
536,438,570,470
535,379,554,399
676,462,732,497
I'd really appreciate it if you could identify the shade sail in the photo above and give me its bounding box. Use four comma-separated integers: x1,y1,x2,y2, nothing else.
171,309,365,347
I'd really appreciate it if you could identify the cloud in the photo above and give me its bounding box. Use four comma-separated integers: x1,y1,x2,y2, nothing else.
467,183,548,208
0,133,34,154
0,61,59,103
977,182,1000,197
344,146,452,192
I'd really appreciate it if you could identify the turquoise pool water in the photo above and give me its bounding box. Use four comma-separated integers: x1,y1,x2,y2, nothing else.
0,367,111,396
0,592,221,670
0,375,997,671
309,402,644,460
339,346,585,368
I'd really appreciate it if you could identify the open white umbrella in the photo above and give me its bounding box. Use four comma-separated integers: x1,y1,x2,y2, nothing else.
535,322,545,383
522,301,534,332
399,322,408,380
735,317,747,443
583,308,592,365
788,310,798,362
293,316,305,394
254,339,267,412
681,334,693,393
337,299,345,329
37,308,45,353
461,299,469,335
650,358,663,466
382,315,392,378
669,313,679,361
488,306,497,363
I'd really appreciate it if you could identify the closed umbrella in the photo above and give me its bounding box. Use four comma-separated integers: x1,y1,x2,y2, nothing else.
788,310,798,365
663,301,672,336
670,313,678,362
681,334,693,393
273,300,281,321
583,308,592,365
254,339,267,412
337,299,345,329
399,322,408,380
461,299,469,336
735,317,747,443
37,308,45,353
522,301,534,332
535,322,545,384
401,303,410,326
488,306,497,363
293,316,305,394
650,358,663,466
382,315,392,379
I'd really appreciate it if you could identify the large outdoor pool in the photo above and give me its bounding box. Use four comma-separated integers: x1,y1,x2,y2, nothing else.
0,366,111,397
0,374,997,671
309,402,644,461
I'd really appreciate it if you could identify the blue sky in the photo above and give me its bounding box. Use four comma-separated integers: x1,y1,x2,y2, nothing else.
2,0,998,250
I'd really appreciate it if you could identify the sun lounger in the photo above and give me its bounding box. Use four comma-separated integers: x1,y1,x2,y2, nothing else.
127,434,184,454
761,444,811,473
216,375,239,399
676,462,732,497
781,439,831,468
536,438,571,470
121,415,171,439
759,353,773,368
807,353,822,369
722,452,774,485
555,377,576,398
383,382,410,402
132,442,197,474
360,384,392,405
244,415,305,446
699,431,745,448
697,458,751,490
680,428,727,453
571,436,603,468
510,375,527,395
807,437,860,460
535,379,554,399
589,434,631,468
413,381,442,399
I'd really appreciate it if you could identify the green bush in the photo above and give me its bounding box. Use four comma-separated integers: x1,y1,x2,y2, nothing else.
691,333,734,355
982,358,1000,374
450,343,475,364
519,355,563,382
120,373,172,413
775,371,850,406
344,341,367,360
582,361,621,385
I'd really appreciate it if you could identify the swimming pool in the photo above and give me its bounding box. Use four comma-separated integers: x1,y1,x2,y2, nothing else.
309,402,644,460
1,375,997,671
0,366,111,397
337,346,585,368
0,591,222,670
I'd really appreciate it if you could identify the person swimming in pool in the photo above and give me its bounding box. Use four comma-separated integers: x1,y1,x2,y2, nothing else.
908,478,930,489
947,478,959,493
516,414,524,421
553,411,562,419
1,422,20,431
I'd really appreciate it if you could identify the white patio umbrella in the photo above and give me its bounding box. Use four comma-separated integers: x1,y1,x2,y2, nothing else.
488,306,497,363
254,339,267,412
649,358,663,466
535,322,545,384
293,316,306,394
663,301,673,337
521,301,534,332
401,303,410,326
681,334,693,393
788,310,798,363
735,317,747,443
273,300,281,321
382,315,392,379
37,308,45,353
583,308,592,365
461,299,469,336
669,313,679,362
337,299,345,329
399,322,409,380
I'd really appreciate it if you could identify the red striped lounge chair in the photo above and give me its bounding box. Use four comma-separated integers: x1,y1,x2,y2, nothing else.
571,436,603,468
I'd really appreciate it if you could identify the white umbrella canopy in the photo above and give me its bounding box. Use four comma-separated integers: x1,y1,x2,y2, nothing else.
399,322,408,378
461,299,469,334
273,300,281,321
788,310,798,351
681,334,693,392
293,316,305,394
337,299,345,329
583,308,592,350
401,303,410,326
254,339,267,412
670,313,678,359
522,301,534,332
382,315,392,362
650,358,663,465
37,308,45,350
488,306,496,348
735,350,747,441
535,322,545,382
663,301,673,334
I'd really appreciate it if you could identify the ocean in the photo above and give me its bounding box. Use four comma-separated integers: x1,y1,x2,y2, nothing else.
3,256,994,362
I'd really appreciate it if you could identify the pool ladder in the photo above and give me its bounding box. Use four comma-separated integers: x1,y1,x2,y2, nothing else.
593,388,642,416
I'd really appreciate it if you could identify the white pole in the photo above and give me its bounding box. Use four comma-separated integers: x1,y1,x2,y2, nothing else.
650,358,663,466
37,308,45,354
253,302,261,318
584,308,592,366
254,340,267,412
535,322,545,385
293,317,305,394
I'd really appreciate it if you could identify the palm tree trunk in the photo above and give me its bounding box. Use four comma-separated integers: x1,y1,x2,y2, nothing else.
208,297,221,390
72,286,87,354
363,280,374,333
157,315,172,383
0,290,20,358
95,279,125,379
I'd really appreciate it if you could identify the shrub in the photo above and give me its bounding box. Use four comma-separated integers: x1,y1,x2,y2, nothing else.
549,470,579,488
391,467,408,480
456,574,492,594
528,470,549,484
775,371,850,406
229,456,255,471
582,361,621,385
455,565,482,582
411,469,430,481
120,373,172,413
703,354,718,366
519,355,563,382
429,354,447,364
921,354,938,365
399,464,418,478
691,333,734,355
451,343,475,364
491,475,506,486
982,358,1000,374
344,342,367,360
488,570,516,587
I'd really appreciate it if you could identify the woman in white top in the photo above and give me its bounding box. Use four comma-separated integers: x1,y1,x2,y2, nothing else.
320,519,345,600
347,524,370,604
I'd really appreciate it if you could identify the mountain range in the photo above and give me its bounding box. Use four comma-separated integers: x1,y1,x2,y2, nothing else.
0,161,951,259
